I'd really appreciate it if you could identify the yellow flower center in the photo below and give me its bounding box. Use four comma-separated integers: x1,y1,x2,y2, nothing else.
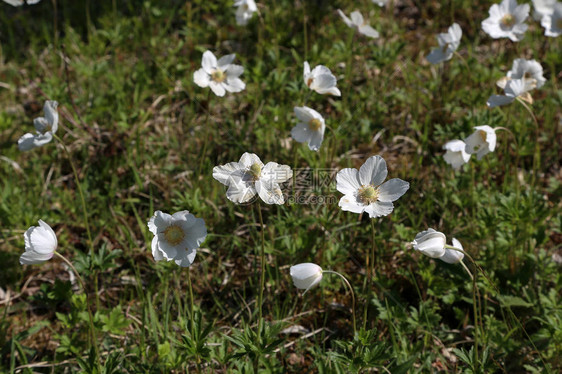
164,225,185,246
211,69,226,83
358,185,379,204
479,130,487,142
500,14,515,28
523,72,532,79
249,163,262,180
306,77,314,87
308,118,322,131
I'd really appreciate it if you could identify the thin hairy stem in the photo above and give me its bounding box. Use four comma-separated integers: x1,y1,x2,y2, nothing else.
445,245,551,373
256,203,266,334
323,270,356,335
197,91,212,176
54,251,101,371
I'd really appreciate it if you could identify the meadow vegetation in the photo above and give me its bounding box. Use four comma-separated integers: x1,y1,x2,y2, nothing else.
0,0,561,372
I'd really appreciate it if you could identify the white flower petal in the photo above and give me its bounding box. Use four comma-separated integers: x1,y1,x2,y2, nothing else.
412,228,446,258
239,152,263,168
290,263,323,291
255,179,285,205
358,25,380,38
291,122,312,144
224,77,246,92
217,54,236,69
358,155,388,186
226,64,244,78
151,236,165,261
201,51,217,74
336,168,361,196
262,162,293,184
377,178,409,202
226,180,257,203
174,249,197,267
486,94,515,107
193,69,210,88
212,162,245,186
364,201,394,218
209,81,226,97
338,195,365,214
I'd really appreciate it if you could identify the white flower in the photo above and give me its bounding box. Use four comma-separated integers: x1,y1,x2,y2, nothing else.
372,0,388,6
290,263,323,293
337,10,380,38
18,100,58,152
541,2,562,37
147,210,207,267
440,238,465,264
193,50,245,97
291,106,325,151
464,125,497,160
426,23,462,64
336,155,409,218
412,229,446,258
20,220,57,265
481,0,530,42
497,58,546,89
234,0,257,26
443,140,471,170
303,62,341,96
213,152,293,205
487,77,536,107
532,0,557,20
2,0,41,6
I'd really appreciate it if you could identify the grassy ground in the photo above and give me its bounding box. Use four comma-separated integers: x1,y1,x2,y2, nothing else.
0,0,561,372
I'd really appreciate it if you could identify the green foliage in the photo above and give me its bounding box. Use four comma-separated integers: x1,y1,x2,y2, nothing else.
0,0,560,372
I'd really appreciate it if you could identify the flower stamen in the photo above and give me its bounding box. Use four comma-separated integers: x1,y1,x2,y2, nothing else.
358,185,379,204
500,14,515,28
164,225,185,246
249,163,262,180
211,69,226,83
308,118,322,131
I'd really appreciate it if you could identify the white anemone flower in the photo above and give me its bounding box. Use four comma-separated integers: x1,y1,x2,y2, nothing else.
290,263,323,294
336,155,409,218
2,0,41,6
234,0,257,26
412,228,447,258
532,0,557,20
443,140,471,170
291,106,325,151
497,58,546,89
487,78,536,107
464,125,497,160
147,210,207,267
20,220,57,265
303,62,341,96
18,100,58,152
213,152,293,205
372,0,388,6
337,10,380,38
193,50,245,97
481,0,530,42
541,2,562,37
440,238,465,264
426,23,462,64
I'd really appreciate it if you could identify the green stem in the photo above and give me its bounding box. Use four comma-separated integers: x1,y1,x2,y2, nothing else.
445,245,551,373
256,203,266,334
54,135,93,252
472,263,479,371
517,99,540,188
54,251,101,371
197,91,212,176
363,219,376,329
187,267,195,334
323,270,356,335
